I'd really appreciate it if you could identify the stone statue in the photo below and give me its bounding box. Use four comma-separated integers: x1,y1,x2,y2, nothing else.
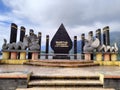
83,33,118,53
27,29,40,51
2,35,29,50
98,43,118,52
83,33,100,53
15,35,29,50
2,39,9,50
2,30,40,51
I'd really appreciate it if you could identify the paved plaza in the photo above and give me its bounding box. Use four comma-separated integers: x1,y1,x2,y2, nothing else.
0,65,120,90
0,65,120,76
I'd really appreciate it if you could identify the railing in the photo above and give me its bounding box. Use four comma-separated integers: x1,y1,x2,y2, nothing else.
38,53,120,60
36,53,84,60
0,52,120,60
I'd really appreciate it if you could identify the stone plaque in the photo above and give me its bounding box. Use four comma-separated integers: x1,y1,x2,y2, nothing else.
51,24,72,59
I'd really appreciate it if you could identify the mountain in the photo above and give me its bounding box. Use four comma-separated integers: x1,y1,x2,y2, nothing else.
110,31,120,52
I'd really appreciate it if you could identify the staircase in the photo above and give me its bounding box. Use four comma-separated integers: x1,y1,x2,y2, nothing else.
28,75,103,88
25,60,99,67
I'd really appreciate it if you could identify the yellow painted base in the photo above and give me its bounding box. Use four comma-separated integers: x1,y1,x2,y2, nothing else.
2,52,10,59
94,61,120,66
20,52,26,60
0,60,29,64
96,53,102,61
111,53,117,61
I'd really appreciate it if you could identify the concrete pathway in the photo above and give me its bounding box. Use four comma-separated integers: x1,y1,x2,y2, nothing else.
0,65,120,76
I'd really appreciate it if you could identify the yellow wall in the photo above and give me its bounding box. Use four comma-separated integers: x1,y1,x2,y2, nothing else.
94,61,120,66
0,60,29,64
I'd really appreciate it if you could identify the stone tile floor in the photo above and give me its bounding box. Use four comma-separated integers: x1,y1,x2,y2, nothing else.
0,65,120,76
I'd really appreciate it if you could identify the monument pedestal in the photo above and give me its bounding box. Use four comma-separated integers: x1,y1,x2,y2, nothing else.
11,52,17,59
104,53,110,61
85,53,91,61
53,55,70,59
32,52,39,60
20,52,26,60
2,51,10,59
111,53,117,61
96,52,102,61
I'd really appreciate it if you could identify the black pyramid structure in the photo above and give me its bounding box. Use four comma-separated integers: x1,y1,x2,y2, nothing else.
51,24,72,59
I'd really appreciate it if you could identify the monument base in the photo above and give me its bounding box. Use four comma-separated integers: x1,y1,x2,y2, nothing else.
53,55,70,59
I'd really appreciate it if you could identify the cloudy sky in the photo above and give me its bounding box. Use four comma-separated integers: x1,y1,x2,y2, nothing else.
0,0,120,49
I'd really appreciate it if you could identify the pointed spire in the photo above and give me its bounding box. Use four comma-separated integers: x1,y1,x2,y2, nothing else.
58,23,66,31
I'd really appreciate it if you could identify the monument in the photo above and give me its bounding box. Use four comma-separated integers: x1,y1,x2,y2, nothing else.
51,24,72,59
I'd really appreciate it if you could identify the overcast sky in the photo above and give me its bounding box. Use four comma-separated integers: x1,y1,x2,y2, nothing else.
0,0,120,49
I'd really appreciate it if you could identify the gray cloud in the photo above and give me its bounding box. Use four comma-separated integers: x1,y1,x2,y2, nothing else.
3,0,120,28
0,0,120,48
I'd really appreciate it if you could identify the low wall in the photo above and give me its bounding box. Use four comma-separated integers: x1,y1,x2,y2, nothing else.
0,71,32,90
99,73,120,89
94,61,120,66
0,60,29,64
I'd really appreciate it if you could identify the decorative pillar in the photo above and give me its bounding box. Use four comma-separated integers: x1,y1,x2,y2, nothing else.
2,51,10,60
32,52,39,60
11,52,17,59
96,29,101,45
20,26,26,42
96,29,102,61
20,52,26,60
45,35,49,59
105,26,110,45
104,53,111,61
111,53,117,61
10,23,18,43
9,23,18,59
28,29,34,59
38,32,42,59
89,31,94,60
103,26,110,61
81,33,85,59
103,28,106,45
17,26,26,59
103,26,110,46
96,53,102,61
74,36,77,59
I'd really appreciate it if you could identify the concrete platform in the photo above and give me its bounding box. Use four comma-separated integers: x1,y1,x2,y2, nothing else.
24,60,99,67
0,65,120,76
0,65,119,90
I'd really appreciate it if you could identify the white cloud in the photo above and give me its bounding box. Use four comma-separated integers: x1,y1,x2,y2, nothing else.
0,0,120,50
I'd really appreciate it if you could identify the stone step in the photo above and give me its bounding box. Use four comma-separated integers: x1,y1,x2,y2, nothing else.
17,87,115,90
28,80,103,87
25,61,99,67
29,60,94,64
30,75,99,80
